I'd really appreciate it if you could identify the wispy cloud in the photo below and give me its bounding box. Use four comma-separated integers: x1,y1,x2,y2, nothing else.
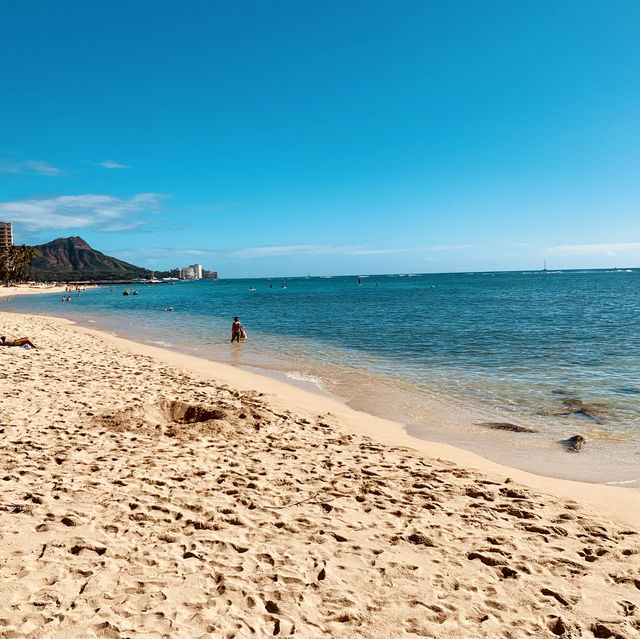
0,159,62,176
86,160,131,169
0,193,166,232
119,243,477,261
229,244,351,258
547,242,640,257
227,244,478,258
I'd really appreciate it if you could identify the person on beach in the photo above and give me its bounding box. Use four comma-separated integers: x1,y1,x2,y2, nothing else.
0,336,38,349
231,316,247,343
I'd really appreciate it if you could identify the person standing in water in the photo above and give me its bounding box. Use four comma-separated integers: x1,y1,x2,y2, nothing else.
231,316,246,343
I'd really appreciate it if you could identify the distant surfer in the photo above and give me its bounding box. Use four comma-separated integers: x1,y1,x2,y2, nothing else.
231,316,247,343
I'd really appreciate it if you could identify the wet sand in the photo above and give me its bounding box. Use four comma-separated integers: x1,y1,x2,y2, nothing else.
1,311,639,638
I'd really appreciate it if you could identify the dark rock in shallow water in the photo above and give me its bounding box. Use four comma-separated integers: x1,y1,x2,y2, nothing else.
560,399,606,424
561,435,585,451
541,396,607,425
479,422,538,433
611,387,640,395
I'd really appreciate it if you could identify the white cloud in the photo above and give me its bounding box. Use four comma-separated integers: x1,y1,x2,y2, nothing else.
0,193,166,232
91,160,131,169
227,244,478,258
229,244,348,258
0,159,62,175
547,242,640,256
354,244,477,255
119,243,478,261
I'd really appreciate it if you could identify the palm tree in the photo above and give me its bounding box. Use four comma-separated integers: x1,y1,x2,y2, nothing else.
0,244,37,285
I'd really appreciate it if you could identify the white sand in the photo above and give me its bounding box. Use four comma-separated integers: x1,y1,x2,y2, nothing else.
1,311,639,638
1,284,65,302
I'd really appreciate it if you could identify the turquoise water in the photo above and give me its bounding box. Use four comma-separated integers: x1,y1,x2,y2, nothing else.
8,270,640,483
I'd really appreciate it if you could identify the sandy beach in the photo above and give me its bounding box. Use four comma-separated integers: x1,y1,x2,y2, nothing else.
1,311,639,638
1,284,66,300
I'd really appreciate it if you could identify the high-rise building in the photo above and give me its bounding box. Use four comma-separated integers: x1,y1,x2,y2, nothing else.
179,263,204,280
0,222,12,247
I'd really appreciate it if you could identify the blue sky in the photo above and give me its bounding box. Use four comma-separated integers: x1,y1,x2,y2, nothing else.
1,1,639,277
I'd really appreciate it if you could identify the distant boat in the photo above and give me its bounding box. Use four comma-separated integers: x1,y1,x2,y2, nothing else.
543,261,548,273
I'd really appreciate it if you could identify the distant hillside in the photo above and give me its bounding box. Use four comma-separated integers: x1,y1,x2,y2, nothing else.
31,236,153,281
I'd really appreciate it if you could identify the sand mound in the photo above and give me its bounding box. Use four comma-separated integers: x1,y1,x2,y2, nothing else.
160,400,227,424
96,400,237,438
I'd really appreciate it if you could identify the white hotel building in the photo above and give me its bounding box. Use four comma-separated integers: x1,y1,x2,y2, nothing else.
179,263,203,280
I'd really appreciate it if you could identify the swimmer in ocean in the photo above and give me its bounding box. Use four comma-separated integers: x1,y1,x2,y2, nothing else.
231,316,247,342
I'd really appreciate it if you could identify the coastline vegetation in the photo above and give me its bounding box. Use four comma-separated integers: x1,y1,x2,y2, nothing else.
0,244,37,286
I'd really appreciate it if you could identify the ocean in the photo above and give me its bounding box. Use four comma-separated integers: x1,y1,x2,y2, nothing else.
8,269,640,485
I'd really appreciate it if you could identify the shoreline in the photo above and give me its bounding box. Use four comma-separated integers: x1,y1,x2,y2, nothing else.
2,310,639,636
71,320,640,529
6,310,639,528
2,284,64,296
7,292,640,489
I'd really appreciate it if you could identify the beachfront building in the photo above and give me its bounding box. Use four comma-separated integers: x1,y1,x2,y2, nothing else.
0,222,13,247
178,263,204,280
175,263,219,280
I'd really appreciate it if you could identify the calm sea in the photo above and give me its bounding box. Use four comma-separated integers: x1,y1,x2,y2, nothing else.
8,270,640,485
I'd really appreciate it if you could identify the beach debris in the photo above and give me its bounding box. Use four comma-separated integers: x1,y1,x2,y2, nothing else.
561,435,585,452
479,421,538,433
